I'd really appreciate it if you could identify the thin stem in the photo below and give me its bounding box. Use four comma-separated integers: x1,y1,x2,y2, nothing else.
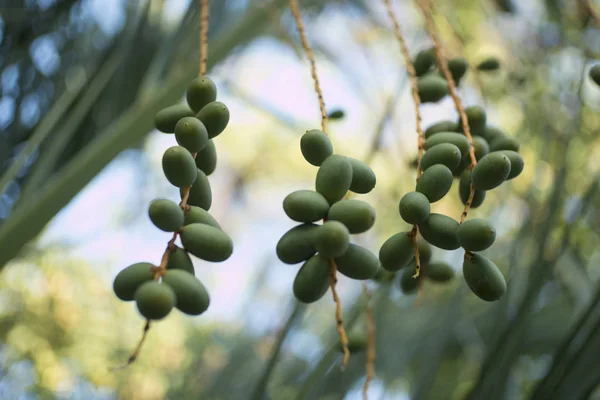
289,0,328,133
330,259,350,369
416,0,477,223
362,283,376,400
382,0,424,279
199,0,210,76
110,320,151,370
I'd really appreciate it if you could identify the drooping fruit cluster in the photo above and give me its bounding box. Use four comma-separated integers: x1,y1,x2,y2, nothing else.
380,51,523,302
112,76,233,321
276,129,380,304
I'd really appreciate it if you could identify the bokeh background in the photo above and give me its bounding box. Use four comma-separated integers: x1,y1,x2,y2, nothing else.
1,0,600,399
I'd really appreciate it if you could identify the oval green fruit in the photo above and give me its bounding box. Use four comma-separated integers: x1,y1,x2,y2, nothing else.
457,218,496,252
314,221,350,258
276,223,318,265
301,129,333,167
418,213,460,250
399,261,421,294
591,64,600,86
425,121,458,138
459,170,486,208
418,75,450,103
184,206,220,229
154,104,195,133
166,246,195,275
195,139,217,176
379,231,414,272
327,109,345,120
283,190,330,223
335,244,380,280
180,223,233,262
472,152,511,190
113,262,155,301
416,164,453,203
463,253,506,301
457,106,487,136
197,101,230,138
482,126,506,143
420,143,462,171
348,158,376,194
134,281,175,320
186,76,217,113
477,57,501,71
148,198,184,232
425,132,470,156
446,57,469,85
489,135,520,152
399,192,430,224
293,254,331,304
175,117,209,153
181,169,212,210
454,136,489,176
426,262,455,282
162,146,198,188
327,199,376,234
315,155,353,204
162,269,210,315
499,150,524,180
342,333,368,353
413,48,436,77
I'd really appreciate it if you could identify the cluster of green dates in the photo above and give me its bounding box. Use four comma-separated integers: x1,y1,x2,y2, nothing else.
413,47,500,103
380,103,525,302
276,129,379,304
112,76,234,321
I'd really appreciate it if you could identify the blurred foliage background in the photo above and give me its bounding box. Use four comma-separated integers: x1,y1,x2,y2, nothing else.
0,0,600,399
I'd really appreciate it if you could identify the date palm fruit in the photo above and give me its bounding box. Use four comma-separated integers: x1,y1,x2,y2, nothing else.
413,48,436,77
379,231,414,272
399,192,430,224
457,218,496,251
417,74,450,103
175,117,209,153
341,333,368,353
472,152,511,190
134,281,176,320
300,129,333,166
181,169,212,210
477,57,501,71
327,199,376,234
314,221,350,258
327,109,345,120
426,262,455,282
197,101,230,138
425,132,470,156
180,223,233,262
184,206,221,229
148,199,184,232
499,150,524,179
186,76,217,113
425,120,458,138
166,246,195,275
348,158,376,194
399,261,420,294
482,126,506,144
334,244,380,280
457,106,487,136
489,135,520,152
276,223,318,264
162,146,198,188
591,64,600,86
113,262,155,301
454,135,490,176
195,139,217,176
446,57,469,85
162,269,210,315
315,155,353,204
154,104,195,133
293,254,332,303
283,190,330,223
463,253,506,301
420,143,462,171
459,170,486,208
416,164,454,203
418,213,460,250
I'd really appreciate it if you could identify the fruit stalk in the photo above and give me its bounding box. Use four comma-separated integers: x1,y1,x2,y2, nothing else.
382,0,424,278
362,282,376,399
